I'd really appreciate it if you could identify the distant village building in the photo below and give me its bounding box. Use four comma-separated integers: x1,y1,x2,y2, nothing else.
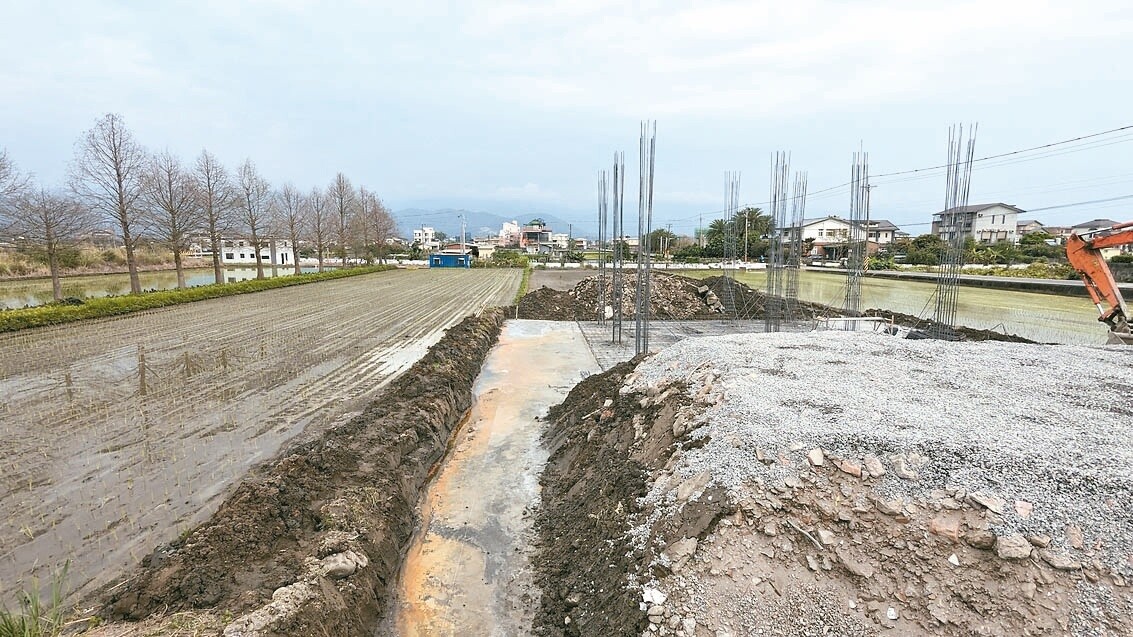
498,220,520,247
220,238,295,266
1016,219,1046,236
413,226,441,252
786,216,901,259
931,203,1022,244
520,219,553,254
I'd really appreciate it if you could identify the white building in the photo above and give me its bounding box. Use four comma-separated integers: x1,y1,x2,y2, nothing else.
551,233,571,249
220,238,295,266
413,226,441,252
932,203,1022,244
499,220,520,246
786,216,901,258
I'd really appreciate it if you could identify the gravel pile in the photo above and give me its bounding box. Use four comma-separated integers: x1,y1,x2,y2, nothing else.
627,332,1133,570
606,332,1132,635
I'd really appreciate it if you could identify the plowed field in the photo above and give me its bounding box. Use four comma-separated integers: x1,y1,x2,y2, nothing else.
0,268,520,603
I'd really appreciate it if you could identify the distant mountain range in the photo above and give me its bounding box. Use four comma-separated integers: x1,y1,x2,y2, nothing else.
392,208,580,239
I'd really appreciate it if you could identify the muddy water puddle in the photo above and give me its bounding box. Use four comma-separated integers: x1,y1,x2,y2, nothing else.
390,320,599,636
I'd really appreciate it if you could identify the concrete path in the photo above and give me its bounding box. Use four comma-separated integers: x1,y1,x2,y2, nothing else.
390,320,599,636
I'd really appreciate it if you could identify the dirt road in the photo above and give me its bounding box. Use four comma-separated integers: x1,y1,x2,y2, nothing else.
0,268,520,604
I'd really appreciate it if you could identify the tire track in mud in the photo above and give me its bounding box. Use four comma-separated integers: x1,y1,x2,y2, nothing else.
0,269,520,602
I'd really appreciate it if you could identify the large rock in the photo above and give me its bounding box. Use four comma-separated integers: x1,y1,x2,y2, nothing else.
995,533,1032,560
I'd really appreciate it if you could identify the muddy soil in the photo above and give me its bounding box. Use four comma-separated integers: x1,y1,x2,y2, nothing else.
533,358,656,637
98,309,507,636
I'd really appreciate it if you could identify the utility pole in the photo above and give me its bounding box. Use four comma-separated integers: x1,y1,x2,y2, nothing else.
699,214,704,248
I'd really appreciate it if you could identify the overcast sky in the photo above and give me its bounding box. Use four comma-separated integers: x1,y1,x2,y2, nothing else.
3,1,1131,236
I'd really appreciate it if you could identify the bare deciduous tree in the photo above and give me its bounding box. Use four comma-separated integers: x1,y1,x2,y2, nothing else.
0,149,29,220
195,149,235,285
351,188,397,264
237,159,271,279
368,193,397,264
276,184,305,276
305,187,332,272
10,188,98,301
144,151,200,289
71,113,148,294
328,173,354,267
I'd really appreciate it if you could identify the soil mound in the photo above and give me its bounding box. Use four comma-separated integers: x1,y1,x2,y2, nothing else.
101,309,507,636
533,358,653,636
518,271,718,321
517,285,592,320
534,332,1132,636
865,308,1036,343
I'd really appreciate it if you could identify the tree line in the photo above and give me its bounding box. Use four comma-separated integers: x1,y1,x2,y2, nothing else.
0,113,396,301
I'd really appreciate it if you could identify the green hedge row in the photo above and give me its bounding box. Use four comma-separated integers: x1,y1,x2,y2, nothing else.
0,266,396,333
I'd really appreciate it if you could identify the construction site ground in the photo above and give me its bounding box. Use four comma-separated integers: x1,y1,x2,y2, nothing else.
9,269,1129,636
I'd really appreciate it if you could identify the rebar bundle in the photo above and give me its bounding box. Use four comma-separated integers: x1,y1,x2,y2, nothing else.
721,171,741,318
611,152,626,344
765,152,790,332
785,171,807,318
596,169,609,324
635,121,657,355
845,151,870,327
931,124,978,339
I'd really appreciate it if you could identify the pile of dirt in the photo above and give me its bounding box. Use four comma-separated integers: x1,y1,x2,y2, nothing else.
533,332,1132,636
517,285,594,320
865,308,1037,343
518,272,805,322
518,272,718,321
98,308,507,636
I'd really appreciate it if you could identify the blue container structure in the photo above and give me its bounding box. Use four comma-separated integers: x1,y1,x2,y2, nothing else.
429,253,472,268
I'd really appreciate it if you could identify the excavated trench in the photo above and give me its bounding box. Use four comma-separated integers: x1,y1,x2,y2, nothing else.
387,320,600,636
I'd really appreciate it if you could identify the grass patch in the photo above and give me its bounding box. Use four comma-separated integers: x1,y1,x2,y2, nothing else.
0,266,395,333
0,563,68,637
514,267,532,304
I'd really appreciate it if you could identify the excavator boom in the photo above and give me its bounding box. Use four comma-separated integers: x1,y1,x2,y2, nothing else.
1065,221,1133,345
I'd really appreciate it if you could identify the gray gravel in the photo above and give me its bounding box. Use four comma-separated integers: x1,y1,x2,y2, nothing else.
626,331,1133,574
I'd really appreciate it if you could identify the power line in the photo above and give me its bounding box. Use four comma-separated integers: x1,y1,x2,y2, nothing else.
659,123,1133,226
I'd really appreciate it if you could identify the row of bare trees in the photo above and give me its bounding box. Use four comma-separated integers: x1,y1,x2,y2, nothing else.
0,113,397,301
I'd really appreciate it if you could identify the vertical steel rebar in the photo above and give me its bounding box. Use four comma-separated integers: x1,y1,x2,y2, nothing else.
765,152,790,332
635,121,657,355
786,171,807,319
612,152,625,344
930,124,978,339
845,151,869,328
597,170,608,324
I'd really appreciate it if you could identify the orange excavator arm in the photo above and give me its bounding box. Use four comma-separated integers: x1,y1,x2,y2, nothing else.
1065,221,1133,344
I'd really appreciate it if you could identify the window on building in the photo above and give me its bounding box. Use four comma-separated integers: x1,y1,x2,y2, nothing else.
225,253,235,260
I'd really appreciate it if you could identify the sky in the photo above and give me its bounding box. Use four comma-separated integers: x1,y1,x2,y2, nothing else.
2,0,1132,238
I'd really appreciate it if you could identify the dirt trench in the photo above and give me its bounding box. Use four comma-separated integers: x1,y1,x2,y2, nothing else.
96,308,507,635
